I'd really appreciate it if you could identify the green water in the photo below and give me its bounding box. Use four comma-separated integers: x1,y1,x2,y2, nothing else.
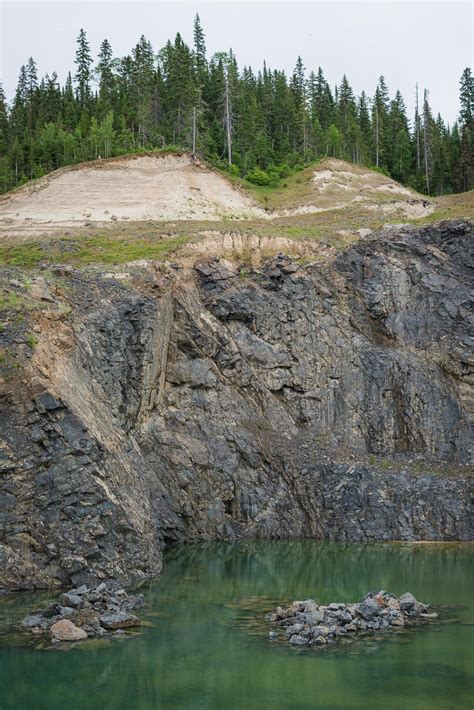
0,542,473,709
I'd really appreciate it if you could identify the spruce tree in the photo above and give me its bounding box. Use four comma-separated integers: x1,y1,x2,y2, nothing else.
458,68,473,190
193,13,207,80
97,39,115,114
459,67,473,133
75,28,93,107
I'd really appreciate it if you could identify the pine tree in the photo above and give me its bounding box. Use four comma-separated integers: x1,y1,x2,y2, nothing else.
357,91,371,163
336,75,359,161
290,56,308,157
62,72,76,129
75,28,93,107
96,39,115,114
371,76,390,168
131,35,156,144
388,90,410,180
458,67,473,190
25,57,38,100
422,89,433,193
459,67,474,134
193,13,207,81
0,84,9,153
0,84,12,190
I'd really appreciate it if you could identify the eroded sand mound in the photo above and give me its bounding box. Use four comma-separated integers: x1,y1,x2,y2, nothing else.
0,154,264,228
309,158,434,217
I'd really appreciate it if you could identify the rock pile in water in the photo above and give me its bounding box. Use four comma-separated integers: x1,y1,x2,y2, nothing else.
267,591,438,647
21,583,145,643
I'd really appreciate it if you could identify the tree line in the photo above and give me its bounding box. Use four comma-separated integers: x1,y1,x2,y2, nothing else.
0,16,472,195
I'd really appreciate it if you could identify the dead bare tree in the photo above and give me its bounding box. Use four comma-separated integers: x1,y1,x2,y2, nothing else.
223,73,233,167
415,83,421,170
192,106,196,158
423,88,431,194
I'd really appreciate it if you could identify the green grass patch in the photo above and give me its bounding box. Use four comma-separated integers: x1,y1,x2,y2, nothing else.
0,244,46,268
26,333,38,348
0,232,191,268
0,293,28,310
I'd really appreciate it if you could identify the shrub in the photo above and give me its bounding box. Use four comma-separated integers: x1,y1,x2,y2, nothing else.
246,167,271,186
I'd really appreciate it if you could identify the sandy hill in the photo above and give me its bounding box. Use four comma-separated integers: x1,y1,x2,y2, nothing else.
0,154,443,243
266,158,435,219
0,153,263,229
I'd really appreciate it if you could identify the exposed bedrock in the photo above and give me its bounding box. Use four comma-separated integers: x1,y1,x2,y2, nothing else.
0,221,472,590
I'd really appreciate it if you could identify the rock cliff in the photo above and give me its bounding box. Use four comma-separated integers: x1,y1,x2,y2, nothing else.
0,220,472,590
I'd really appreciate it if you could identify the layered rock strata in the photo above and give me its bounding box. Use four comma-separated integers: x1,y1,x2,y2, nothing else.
1,221,472,590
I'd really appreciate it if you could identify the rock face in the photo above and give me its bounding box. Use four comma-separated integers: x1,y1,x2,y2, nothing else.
267,590,437,647
0,221,472,590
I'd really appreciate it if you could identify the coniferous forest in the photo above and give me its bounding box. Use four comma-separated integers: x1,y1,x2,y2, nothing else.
0,15,472,196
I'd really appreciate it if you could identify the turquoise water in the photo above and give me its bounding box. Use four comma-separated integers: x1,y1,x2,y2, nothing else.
0,541,473,709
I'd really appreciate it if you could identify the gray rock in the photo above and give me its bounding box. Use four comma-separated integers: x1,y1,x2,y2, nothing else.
269,589,434,648
99,612,141,629
59,592,84,609
286,623,304,636
398,592,417,611
0,221,472,592
22,614,44,628
289,634,309,646
357,597,382,620
305,609,324,624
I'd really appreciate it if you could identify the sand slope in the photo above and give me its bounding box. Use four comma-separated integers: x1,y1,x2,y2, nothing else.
0,154,436,240
0,154,263,227
308,159,434,218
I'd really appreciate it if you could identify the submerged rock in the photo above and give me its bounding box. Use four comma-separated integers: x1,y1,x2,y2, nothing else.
268,591,437,648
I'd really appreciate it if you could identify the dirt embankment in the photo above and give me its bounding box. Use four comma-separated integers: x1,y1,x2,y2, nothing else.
0,154,264,230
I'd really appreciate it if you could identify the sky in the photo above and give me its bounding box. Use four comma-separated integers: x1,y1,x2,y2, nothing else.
1,0,472,125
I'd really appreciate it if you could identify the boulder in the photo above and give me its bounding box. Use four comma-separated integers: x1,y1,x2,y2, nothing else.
397,592,429,614
59,592,84,609
50,619,87,641
357,597,381,620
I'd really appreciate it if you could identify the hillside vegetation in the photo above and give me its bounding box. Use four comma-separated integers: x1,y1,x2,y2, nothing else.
1,17,472,198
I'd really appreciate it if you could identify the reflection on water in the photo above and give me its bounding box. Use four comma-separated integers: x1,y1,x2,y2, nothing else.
0,541,473,709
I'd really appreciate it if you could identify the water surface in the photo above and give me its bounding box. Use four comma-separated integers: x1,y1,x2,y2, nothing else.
0,541,473,709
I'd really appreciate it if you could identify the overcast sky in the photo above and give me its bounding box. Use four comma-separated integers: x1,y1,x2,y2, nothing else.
1,0,472,125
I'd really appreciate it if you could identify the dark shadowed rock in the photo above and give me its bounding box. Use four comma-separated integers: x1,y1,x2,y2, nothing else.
59,592,84,609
